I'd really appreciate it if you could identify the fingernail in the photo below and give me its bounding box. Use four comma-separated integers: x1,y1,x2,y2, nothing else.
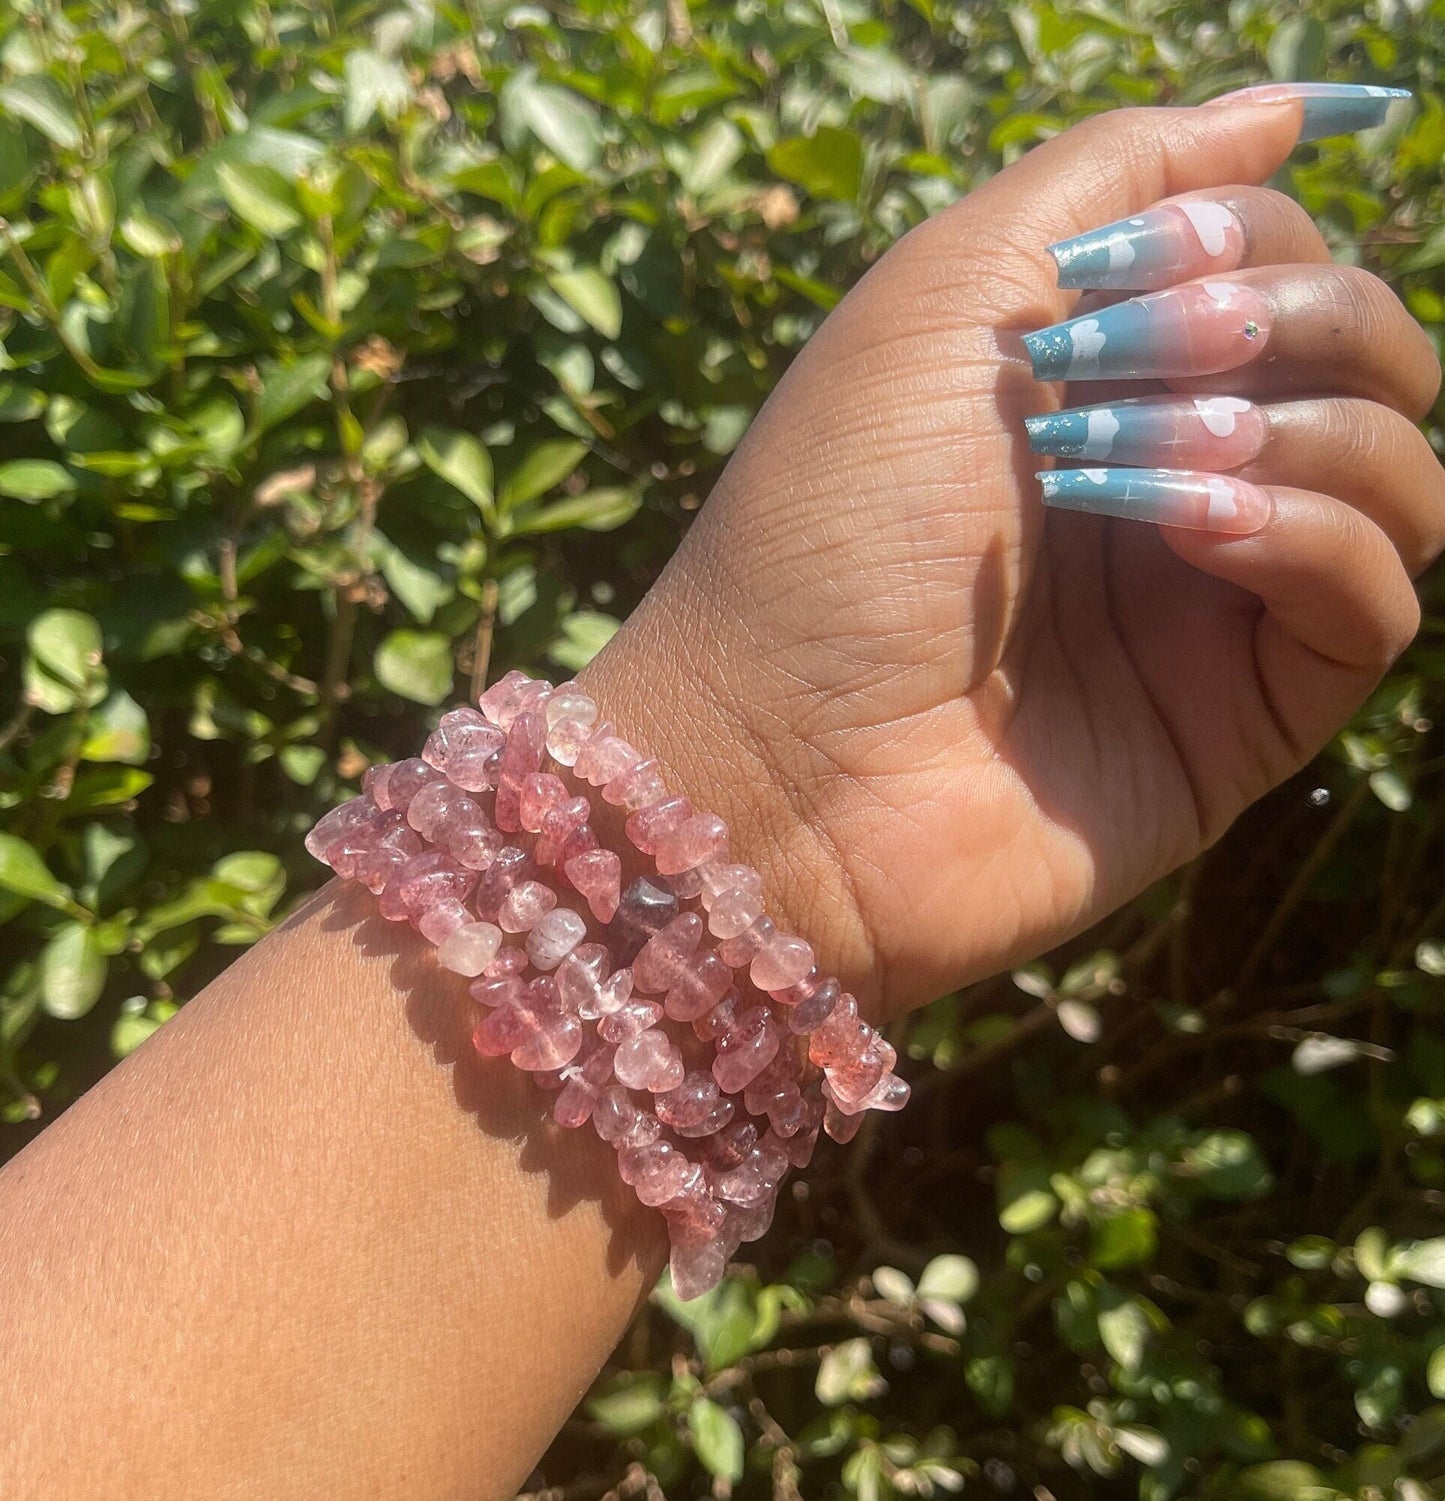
1021,280,1272,383
1048,199,1245,291
1038,467,1271,533
1203,82,1412,143
1025,395,1267,468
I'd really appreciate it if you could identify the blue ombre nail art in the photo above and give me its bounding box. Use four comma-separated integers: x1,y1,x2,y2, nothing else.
1048,201,1243,291
1037,467,1271,534
1025,395,1267,467
1021,280,1271,383
1206,82,1412,143
1025,407,1123,459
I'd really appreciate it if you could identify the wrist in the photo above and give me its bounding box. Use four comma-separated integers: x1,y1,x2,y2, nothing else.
574,582,883,1016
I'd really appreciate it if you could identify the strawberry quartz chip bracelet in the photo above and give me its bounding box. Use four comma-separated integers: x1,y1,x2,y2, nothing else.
305,671,909,1299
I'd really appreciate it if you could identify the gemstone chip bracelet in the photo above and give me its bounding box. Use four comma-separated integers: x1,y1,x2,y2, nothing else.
306,670,909,1299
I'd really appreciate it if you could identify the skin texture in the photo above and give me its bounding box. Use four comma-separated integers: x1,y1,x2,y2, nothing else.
1,102,1441,1499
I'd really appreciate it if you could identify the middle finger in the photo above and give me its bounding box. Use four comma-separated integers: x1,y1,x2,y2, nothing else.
1022,264,1442,421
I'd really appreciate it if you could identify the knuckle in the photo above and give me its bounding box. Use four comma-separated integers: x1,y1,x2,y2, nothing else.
1257,190,1325,253
1337,508,1420,664
1325,266,1397,351
1325,396,1394,472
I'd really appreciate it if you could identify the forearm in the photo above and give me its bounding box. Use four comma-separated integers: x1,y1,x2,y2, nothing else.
2,874,663,1499
0,625,850,1501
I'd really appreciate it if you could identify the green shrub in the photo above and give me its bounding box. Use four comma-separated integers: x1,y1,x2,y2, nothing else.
1,2,1442,1497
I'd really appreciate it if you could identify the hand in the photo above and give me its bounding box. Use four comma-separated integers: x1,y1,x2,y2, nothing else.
581,101,1443,1018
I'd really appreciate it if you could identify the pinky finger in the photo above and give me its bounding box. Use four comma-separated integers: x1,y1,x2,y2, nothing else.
1163,488,1420,755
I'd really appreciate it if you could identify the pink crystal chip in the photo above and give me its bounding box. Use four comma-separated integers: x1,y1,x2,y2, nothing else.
625,795,692,856
712,1006,781,1094
499,879,556,933
633,912,704,994
437,920,503,976
663,952,733,1022
655,812,728,876
477,669,534,730
564,848,621,924
751,932,815,993
613,1028,685,1093
526,907,586,970
305,669,917,1307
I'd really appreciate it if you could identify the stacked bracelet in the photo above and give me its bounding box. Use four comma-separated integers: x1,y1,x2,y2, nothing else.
305,670,909,1299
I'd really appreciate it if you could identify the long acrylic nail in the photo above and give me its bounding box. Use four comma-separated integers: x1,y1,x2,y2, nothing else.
1038,467,1271,533
1022,280,1272,383
1204,82,1412,143
1025,395,1267,468
1048,199,1244,291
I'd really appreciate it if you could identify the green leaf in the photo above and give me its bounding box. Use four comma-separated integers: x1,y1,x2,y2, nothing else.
81,689,150,764
816,1337,887,1406
1236,1461,1329,1501
216,160,302,236
0,458,76,501
212,850,284,895
766,126,864,201
254,352,332,434
1096,1286,1151,1373
0,833,71,906
112,1011,158,1056
1395,1238,1445,1288
0,382,45,422
1267,17,1328,82
501,71,602,171
1428,1345,1445,1400
187,127,325,205
965,1354,1014,1417
1369,767,1412,812
498,439,588,512
0,76,83,151
550,610,620,672
585,1373,666,1437
374,629,453,704
544,267,622,339
374,535,451,625
510,486,640,535
64,766,152,813
119,209,181,259
997,1159,1058,1234
40,922,107,1020
1183,1129,1273,1200
872,1265,915,1306
279,745,326,786
690,1397,744,1483
418,427,494,517
698,1279,759,1372
685,118,745,195
1091,1208,1158,1270
25,608,106,713
916,1254,979,1304
343,50,412,134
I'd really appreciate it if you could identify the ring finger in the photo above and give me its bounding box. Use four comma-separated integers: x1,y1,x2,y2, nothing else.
1027,393,1445,572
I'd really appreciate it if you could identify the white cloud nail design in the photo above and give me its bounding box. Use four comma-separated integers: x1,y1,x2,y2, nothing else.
1193,395,1251,438
1068,318,1106,373
1178,200,1236,257
1084,408,1121,457
1106,234,1136,272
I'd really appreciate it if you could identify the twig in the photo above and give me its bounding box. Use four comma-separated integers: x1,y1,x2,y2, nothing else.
470,575,500,702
